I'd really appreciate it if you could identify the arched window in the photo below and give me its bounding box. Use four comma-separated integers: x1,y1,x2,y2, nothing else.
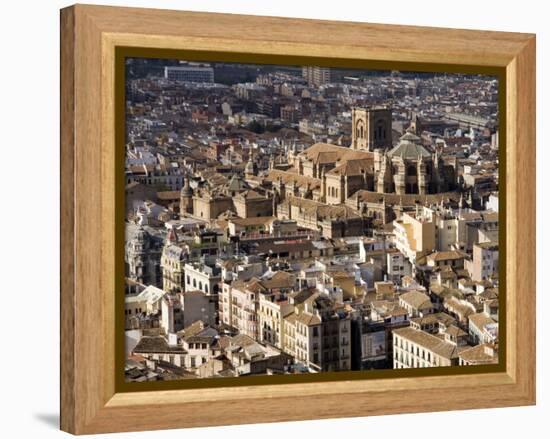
375,121,387,141
355,120,364,139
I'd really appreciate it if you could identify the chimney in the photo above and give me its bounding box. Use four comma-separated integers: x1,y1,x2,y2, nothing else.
168,332,178,347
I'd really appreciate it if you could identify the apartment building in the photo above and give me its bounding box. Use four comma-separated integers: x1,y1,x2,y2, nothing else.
283,294,351,372
392,326,467,368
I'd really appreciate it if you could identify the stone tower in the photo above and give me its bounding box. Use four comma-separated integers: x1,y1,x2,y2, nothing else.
376,152,394,193
244,152,258,178
351,107,393,151
417,154,428,195
180,177,194,216
126,225,161,287
393,155,406,195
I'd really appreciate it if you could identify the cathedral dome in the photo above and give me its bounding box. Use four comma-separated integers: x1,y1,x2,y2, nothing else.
388,132,432,159
225,174,249,193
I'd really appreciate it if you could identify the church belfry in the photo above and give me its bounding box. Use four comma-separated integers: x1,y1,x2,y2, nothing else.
351,107,393,151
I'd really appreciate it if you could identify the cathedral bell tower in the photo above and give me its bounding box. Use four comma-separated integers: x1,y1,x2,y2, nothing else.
351,107,393,151
180,177,194,216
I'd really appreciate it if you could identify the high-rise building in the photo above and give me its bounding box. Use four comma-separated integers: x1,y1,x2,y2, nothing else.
302,66,332,86
164,65,214,83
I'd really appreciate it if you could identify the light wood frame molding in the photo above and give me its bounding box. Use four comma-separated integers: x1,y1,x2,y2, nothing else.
60,4,536,434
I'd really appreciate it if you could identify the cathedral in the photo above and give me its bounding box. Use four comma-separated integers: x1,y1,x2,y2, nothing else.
272,106,456,204
374,131,451,195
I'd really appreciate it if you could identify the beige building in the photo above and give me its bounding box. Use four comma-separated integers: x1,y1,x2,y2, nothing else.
192,191,233,221
257,272,296,348
124,285,165,329
277,196,365,238
458,343,498,365
393,326,467,368
431,207,467,251
183,230,225,262
466,241,499,282
426,250,467,270
191,174,273,221
132,334,186,367
393,211,436,264
283,294,351,372
160,228,186,293
219,278,261,339
233,190,273,218
398,291,434,317
228,216,276,237
468,311,498,345
302,66,332,86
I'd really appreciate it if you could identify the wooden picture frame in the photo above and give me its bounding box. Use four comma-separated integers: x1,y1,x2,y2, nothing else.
60,4,536,434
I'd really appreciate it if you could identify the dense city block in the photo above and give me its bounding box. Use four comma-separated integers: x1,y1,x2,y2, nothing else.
124,59,499,381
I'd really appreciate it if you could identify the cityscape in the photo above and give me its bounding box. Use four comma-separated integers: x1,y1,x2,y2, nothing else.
124,58,500,382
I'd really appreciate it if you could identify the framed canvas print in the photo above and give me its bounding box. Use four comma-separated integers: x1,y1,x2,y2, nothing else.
60,4,536,434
